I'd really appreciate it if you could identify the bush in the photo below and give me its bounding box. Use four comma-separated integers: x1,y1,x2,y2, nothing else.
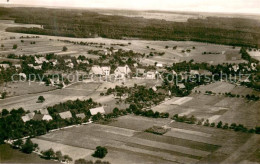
62,46,68,51
1,109,9,116
41,148,55,159
13,139,23,149
1,92,7,99
37,96,45,103
210,122,215,127
92,146,108,158
21,138,38,154
13,44,18,49
217,121,223,128
223,123,229,129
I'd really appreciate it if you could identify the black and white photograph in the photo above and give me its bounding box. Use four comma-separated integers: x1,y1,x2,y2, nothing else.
0,0,259,163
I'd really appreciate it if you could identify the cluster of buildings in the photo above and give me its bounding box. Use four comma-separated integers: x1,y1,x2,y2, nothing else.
21,109,53,122
21,107,106,122
90,65,132,80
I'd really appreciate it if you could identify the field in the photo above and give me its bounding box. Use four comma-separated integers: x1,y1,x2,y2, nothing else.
0,81,56,97
0,78,159,113
31,115,259,163
0,81,101,112
152,82,260,128
248,50,260,61
0,144,57,163
0,20,246,66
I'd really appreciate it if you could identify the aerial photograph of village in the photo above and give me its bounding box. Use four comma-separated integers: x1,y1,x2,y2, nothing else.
0,0,259,164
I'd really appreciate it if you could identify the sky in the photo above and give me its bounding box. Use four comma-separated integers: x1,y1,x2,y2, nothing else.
1,0,260,14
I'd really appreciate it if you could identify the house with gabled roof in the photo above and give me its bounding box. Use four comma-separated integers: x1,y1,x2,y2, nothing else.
14,64,21,69
59,111,72,119
198,69,212,76
90,107,105,115
0,64,10,70
32,114,53,121
190,70,199,75
177,83,186,89
90,65,111,76
21,112,35,122
146,71,156,79
40,109,49,115
76,113,86,119
114,65,131,79
35,56,48,64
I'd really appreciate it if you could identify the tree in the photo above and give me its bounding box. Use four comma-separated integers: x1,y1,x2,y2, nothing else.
1,109,9,116
223,123,229,129
113,107,120,116
41,148,55,159
92,113,102,122
13,44,18,49
21,138,37,154
217,121,223,128
63,155,73,162
62,46,68,51
13,139,23,148
37,96,45,103
55,150,63,161
1,92,7,99
92,146,108,158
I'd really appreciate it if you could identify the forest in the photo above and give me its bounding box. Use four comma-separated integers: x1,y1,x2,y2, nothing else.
0,7,260,48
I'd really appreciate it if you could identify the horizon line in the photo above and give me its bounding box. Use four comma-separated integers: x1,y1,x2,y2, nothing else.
1,3,260,16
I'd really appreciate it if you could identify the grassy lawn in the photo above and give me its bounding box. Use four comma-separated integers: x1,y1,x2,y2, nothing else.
0,144,56,163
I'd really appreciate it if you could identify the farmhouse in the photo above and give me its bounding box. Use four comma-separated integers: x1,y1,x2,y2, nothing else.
64,59,72,63
90,106,105,115
232,65,239,72
177,83,186,89
40,108,49,115
90,66,111,76
146,71,156,79
32,114,53,121
114,65,131,79
33,65,42,70
225,50,242,61
77,60,89,64
21,112,35,122
50,59,58,66
103,49,112,56
198,69,212,76
67,63,74,68
14,64,21,69
190,70,199,75
59,111,72,119
76,113,86,119
0,64,10,70
35,57,48,64
156,63,163,68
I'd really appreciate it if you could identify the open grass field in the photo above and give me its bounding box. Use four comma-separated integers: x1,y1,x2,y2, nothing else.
0,82,101,112
0,144,57,163
0,81,56,97
152,82,260,128
32,115,258,164
195,81,260,96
